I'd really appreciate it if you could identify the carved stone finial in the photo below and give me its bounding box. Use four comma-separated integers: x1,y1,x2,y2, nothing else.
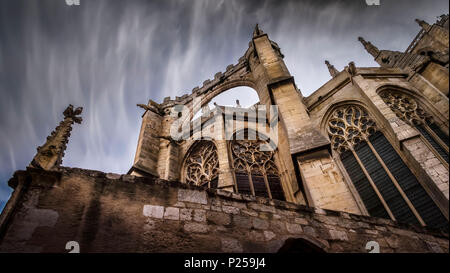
415,19,431,30
358,37,380,57
253,24,264,37
325,60,339,78
30,105,83,170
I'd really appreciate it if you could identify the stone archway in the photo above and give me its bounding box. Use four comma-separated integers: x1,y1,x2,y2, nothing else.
277,238,327,253
132,26,306,204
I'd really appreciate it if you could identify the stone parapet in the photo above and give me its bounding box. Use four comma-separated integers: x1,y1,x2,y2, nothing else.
0,167,447,253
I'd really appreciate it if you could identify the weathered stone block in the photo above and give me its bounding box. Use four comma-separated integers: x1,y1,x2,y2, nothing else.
286,223,303,234
222,206,240,215
143,205,164,219
221,238,243,253
222,200,247,209
426,241,444,253
178,189,207,204
122,174,135,183
184,222,209,233
264,231,276,241
329,229,348,241
294,217,309,225
180,208,193,221
233,215,252,228
253,218,269,230
303,226,317,237
164,207,180,220
248,230,265,241
207,211,231,226
248,203,276,213
270,220,287,233
106,173,121,180
241,209,259,217
173,202,186,208
193,209,206,222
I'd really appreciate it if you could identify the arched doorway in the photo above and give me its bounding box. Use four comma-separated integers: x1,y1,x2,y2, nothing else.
277,238,327,253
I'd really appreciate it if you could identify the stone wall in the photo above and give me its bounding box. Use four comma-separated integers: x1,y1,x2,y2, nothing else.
296,150,362,215
132,108,162,177
0,167,448,253
403,136,449,199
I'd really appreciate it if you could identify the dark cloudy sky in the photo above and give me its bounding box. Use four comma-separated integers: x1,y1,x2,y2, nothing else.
0,0,448,210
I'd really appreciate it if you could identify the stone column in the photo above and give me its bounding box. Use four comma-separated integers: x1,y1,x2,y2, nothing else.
251,31,332,205
216,139,235,192
132,108,163,176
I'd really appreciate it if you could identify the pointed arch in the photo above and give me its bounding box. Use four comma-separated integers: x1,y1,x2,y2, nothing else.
377,87,449,166
325,103,448,230
181,140,219,188
229,129,285,201
277,236,328,253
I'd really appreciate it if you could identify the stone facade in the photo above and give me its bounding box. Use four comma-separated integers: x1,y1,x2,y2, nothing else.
0,15,449,253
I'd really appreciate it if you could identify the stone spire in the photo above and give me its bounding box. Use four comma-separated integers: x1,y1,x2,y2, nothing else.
415,19,431,30
358,37,380,57
253,24,264,37
325,60,339,78
30,104,83,170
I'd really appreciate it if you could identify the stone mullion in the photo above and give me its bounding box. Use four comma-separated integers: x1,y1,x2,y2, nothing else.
215,139,235,192
423,123,449,153
418,126,449,170
228,153,239,193
247,166,256,196
262,171,273,200
165,141,180,181
366,139,426,226
350,147,396,221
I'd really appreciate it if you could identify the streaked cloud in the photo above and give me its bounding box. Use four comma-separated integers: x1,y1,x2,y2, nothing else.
0,0,448,208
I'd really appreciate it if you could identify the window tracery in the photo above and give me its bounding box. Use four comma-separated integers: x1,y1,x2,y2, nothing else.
326,104,448,230
379,91,431,126
379,90,448,165
184,141,219,188
327,105,377,153
230,135,285,200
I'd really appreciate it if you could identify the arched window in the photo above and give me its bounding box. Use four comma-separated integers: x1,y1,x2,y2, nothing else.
183,140,219,189
379,90,449,166
230,132,285,201
328,105,448,230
